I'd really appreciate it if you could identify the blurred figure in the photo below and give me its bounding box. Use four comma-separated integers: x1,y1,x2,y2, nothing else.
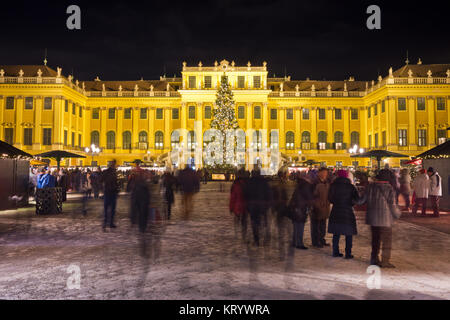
427,167,442,217
177,166,200,220
288,172,313,250
202,167,209,184
363,169,401,268
128,164,151,233
270,169,290,259
91,167,102,199
229,168,248,241
57,168,68,202
37,167,56,189
398,168,411,211
311,167,331,248
328,170,361,259
161,169,177,220
244,168,271,247
80,169,92,215
412,169,429,216
101,160,119,230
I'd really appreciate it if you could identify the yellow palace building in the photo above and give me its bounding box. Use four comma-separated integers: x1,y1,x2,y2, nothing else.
0,59,449,169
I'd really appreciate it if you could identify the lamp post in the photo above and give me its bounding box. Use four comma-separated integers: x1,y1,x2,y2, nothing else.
85,144,101,167
348,145,364,167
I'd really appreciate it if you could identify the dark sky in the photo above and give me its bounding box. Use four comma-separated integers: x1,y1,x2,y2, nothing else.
1,0,449,82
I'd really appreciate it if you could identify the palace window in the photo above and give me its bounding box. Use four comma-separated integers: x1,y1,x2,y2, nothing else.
253,76,261,89
204,76,212,89
368,106,371,118
374,104,378,116
72,103,76,115
302,131,311,143
189,76,196,89
437,97,446,110
188,106,196,119
124,108,132,119
318,131,327,150
334,131,343,149
253,131,262,151
4,128,14,145
368,135,372,148
237,76,245,89
172,108,179,119
79,106,82,117
78,134,81,147
398,98,406,111
92,108,100,119
6,97,14,109
171,131,180,149
91,131,100,146
65,100,69,112
43,128,52,146
398,129,407,146
382,100,385,113
108,108,115,119
155,131,164,149
71,132,75,147
270,109,277,120
106,131,116,149
141,108,148,119
237,106,245,119
417,97,426,111
270,131,279,149
23,128,32,146
156,108,163,119
351,108,358,120
350,131,359,146
286,108,293,120
437,129,447,144
335,108,342,120
382,131,386,146
302,108,310,120
374,133,378,148
64,130,68,146
418,129,427,147
188,131,196,151
25,97,33,109
139,131,148,149
123,131,131,149
286,131,295,150
254,106,261,119
318,108,325,120
204,106,211,119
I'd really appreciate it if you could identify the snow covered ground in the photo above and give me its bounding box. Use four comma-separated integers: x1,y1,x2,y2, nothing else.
0,182,449,300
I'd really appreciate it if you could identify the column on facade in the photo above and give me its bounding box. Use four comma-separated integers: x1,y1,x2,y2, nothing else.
164,107,171,153
33,96,43,150
427,96,436,146
387,98,396,147
295,108,301,149
132,107,139,150
14,96,23,146
68,101,73,147
0,95,4,140
100,107,107,149
180,102,187,150
82,107,90,149
327,107,333,147
116,107,123,151
149,107,155,151
246,102,253,168
279,108,285,152
377,102,382,147
407,96,416,148
310,107,317,146
360,107,368,149
343,107,350,148
195,102,203,168
53,96,63,148
75,103,80,149
262,102,269,146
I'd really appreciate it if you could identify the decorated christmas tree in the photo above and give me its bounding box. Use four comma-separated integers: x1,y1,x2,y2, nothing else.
209,74,239,168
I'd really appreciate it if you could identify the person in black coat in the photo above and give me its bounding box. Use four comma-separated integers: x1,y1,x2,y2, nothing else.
161,170,177,219
328,170,362,258
244,168,272,246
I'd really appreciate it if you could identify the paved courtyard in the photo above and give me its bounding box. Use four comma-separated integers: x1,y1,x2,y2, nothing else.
0,182,449,300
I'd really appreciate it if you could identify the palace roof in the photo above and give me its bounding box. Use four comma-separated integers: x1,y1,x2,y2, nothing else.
392,63,450,78
83,80,175,91
0,65,59,77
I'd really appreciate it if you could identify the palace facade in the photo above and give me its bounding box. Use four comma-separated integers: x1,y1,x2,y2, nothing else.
0,59,449,169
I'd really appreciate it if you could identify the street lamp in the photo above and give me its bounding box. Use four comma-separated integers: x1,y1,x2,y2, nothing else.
85,144,101,167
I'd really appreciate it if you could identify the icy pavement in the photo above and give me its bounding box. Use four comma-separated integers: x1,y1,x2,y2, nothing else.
0,182,449,300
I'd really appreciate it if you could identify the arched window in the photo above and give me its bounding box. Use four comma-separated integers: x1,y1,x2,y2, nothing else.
351,131,360,147
301,131,310,143
270,130,279,149
236,129,246,152
139,131,148,143
286,131,295,150
252,130,262,151
155,131,164,149
106,131,115,149
171,130,180,149
334,131,343,143
318,131,327,150
188,130,196,151
122,131,131,149
91,131,99,146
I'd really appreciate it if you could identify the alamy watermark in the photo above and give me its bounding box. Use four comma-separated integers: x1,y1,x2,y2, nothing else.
66,264,81,289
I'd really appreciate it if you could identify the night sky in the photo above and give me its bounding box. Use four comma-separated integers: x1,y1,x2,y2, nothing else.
1,1,449,82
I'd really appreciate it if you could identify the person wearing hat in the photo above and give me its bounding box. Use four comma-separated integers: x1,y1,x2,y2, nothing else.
412,169,430,216
363,169,401,268
427,167,442,217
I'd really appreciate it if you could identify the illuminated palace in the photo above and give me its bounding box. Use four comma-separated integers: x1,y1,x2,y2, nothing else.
0,59,449,169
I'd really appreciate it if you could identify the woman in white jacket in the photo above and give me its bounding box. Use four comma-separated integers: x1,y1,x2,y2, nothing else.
427,167,442,217
412,169,430,216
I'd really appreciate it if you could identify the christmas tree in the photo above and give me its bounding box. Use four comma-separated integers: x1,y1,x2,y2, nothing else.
209,74,239,167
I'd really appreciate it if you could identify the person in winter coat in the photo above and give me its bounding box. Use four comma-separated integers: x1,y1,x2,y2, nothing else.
288,172,314,250
127,164,151,233
244,168,272,246
161,170,177,220
101,160,120,230
328,170,361,259
363,169,401,268
311,167,331,248
270,169,290,259
398,168,411,211
177,166,200,220
427,167,442,217
412,169,430,216
229,168,248,241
